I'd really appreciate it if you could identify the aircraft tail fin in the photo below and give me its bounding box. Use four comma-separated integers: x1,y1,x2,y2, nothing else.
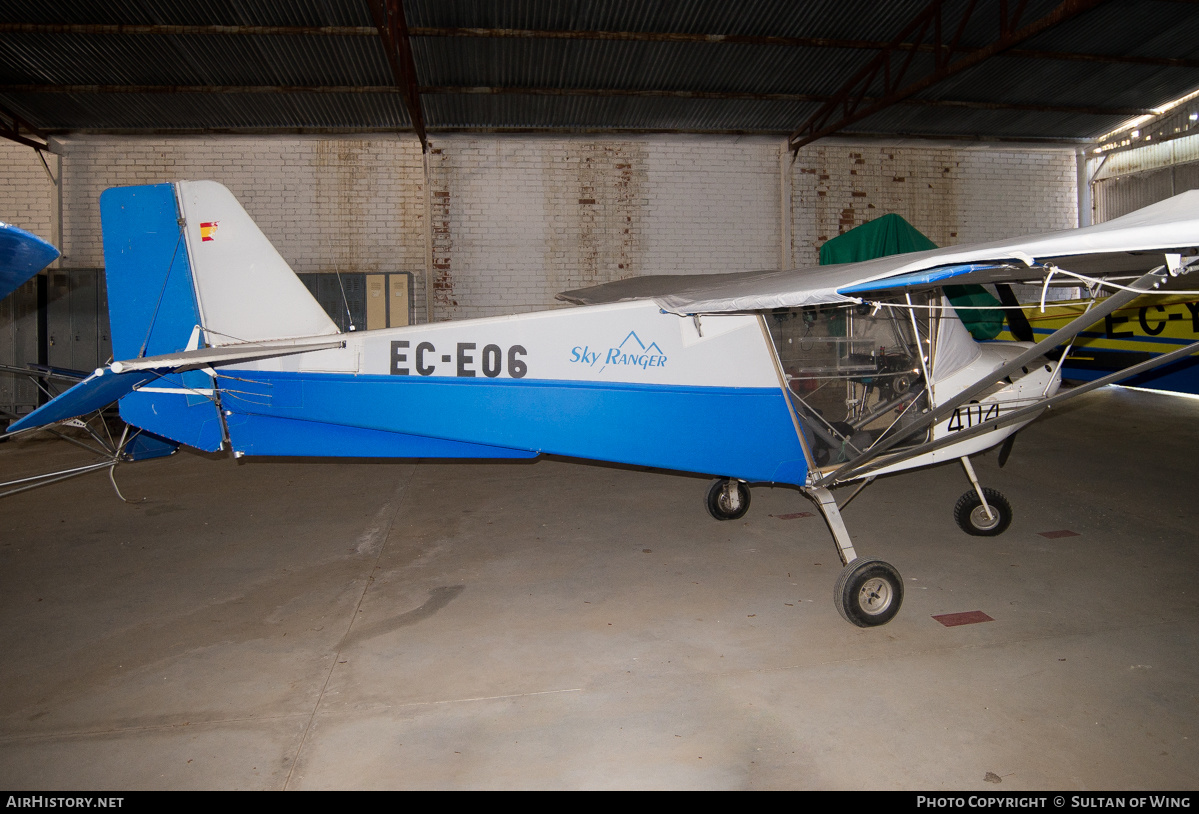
100,181,338,358
169,181,339,346
81,181,339,450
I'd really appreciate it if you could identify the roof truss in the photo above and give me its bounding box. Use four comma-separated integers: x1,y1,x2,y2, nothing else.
0,101,47,150
787,0,1110,151
367,0,427,151
0,2,1193,144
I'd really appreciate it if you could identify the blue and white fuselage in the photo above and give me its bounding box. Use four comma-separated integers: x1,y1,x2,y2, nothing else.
217,300,812,485
9,180,1198,627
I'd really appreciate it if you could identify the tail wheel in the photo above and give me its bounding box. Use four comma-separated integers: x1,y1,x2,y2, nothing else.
834,557,904,627
953,488,1012,536
705,478,750,521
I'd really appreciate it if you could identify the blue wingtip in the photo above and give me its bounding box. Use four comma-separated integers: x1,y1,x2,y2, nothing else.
0,221,59,301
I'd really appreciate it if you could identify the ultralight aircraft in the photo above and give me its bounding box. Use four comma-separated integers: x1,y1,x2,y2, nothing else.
4,181,1199,626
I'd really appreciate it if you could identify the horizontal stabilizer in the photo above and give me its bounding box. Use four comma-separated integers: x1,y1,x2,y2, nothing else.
5,368,159,435
5,336,347,436
0,222,59,300
109,336,346,373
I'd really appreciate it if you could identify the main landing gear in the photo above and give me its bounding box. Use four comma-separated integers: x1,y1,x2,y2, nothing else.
805,486,904,627
703,457,1014,627
705,478,750,521
703,477,905,627
833,557,904,627
953,457,1012,536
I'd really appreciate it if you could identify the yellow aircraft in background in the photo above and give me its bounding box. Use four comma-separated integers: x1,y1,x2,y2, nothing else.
821,211,1199,395
994,291,1199,394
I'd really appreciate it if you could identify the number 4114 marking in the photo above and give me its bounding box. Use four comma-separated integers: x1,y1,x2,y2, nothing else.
947,402,1000,432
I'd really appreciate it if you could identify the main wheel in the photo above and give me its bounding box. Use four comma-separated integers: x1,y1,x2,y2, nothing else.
953,488,1012,536
705,478,750,521
834,557,903,627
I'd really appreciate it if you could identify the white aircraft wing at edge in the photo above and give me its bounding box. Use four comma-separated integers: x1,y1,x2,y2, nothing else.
559,190,1199,314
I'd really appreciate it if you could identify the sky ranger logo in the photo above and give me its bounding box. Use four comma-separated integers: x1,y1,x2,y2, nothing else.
570,331,668,373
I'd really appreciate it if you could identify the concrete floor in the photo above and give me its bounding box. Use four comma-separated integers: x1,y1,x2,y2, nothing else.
0,385,1196,790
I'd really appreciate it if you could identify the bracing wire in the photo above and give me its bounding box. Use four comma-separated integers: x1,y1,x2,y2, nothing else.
137,225,188,359
335,271,356,332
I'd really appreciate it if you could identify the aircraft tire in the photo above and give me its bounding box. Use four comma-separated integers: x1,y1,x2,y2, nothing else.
834,557,903,627
953,488,1012,536
705,478,750,521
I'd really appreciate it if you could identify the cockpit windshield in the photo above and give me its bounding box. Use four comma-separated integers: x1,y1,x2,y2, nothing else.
764,296,936,471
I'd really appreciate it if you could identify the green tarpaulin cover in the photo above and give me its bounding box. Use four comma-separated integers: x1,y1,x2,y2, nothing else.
818,213,1003,340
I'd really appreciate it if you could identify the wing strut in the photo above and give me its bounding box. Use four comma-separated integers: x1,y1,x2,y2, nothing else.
816,263,1175,487
840,336,1199,479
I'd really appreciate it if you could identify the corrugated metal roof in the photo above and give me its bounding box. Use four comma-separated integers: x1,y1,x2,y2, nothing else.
0,0,1195,143
404,0,936,43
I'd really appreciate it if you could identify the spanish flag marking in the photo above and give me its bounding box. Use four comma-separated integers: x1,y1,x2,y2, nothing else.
200,221,218,242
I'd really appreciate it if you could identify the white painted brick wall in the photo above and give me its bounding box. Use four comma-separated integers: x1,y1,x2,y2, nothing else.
642,137,780,276
55,135,427,276
790,141,1078,264
0,134,1078,325
0,142,55,241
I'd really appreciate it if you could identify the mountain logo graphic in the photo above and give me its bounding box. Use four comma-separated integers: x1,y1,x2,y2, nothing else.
569,330,669,373
617,331,664,355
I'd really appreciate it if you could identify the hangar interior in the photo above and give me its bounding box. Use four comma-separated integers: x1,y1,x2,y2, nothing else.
1,0,1198,790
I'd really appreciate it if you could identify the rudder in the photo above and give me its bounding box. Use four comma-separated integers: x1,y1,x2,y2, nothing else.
101,183,223,450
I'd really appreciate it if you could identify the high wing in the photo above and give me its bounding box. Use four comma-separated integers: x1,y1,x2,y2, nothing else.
559,189,1199,313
